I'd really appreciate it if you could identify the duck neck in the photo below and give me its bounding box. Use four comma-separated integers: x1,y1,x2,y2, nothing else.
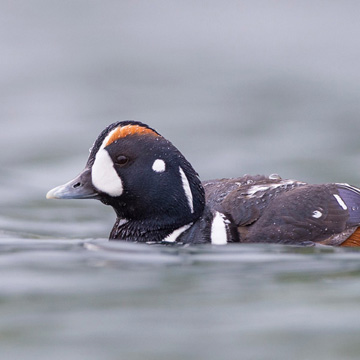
109,217,193,243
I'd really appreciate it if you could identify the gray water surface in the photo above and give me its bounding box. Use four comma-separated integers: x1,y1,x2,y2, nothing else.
1,239,360,360
2,1,360,359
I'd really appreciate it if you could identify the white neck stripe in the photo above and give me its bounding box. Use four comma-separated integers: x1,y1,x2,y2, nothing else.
179,167,194,213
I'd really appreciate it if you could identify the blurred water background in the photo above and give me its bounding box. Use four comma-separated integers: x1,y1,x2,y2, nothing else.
1,1,360,359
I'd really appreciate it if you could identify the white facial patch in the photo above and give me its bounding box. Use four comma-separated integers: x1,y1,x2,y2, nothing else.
333,194,348,210
211,212,228,245
91,148,123,197
179,167,194,213
152,159,166,173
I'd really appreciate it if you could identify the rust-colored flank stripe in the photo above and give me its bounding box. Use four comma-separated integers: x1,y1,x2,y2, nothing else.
341,227,360,247
105,125,160,147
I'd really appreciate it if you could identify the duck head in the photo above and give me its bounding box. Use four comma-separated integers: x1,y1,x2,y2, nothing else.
47,121,205,241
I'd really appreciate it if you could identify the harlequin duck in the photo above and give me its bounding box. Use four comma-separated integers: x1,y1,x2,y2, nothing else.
47,121,360,246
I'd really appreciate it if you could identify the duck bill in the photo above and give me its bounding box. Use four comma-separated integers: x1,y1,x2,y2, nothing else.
46,168,99,200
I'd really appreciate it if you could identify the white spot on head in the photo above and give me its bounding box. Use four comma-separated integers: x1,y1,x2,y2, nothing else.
152,159,166,173
162,223,192,243
312,210,322,218
211,212,228,245
91,148,123,197
333,194,348,210
179,167,194,213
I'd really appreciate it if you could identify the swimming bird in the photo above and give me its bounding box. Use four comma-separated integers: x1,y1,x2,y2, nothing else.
47,121,360,246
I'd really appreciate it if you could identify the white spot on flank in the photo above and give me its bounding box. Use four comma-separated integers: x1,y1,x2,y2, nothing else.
333,194,348,210
163,223,192,243
312,210,322,218
179,167,194,213
91,148,123,196
152,159,166,173
211,212,228,245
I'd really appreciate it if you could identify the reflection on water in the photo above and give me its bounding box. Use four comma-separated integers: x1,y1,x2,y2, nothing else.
1,1,360,359
0,240,360,360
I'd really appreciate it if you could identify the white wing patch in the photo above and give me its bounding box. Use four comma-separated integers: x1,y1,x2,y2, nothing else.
336,183,360,194
333,194,348,210
179,167,194,213
246,180,300,197
152,159,166,173
211,212,228,245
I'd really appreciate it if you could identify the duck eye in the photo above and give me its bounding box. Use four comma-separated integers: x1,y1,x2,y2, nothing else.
115,155,129,166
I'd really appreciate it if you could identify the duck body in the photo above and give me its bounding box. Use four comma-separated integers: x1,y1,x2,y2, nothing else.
47,121,360,246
